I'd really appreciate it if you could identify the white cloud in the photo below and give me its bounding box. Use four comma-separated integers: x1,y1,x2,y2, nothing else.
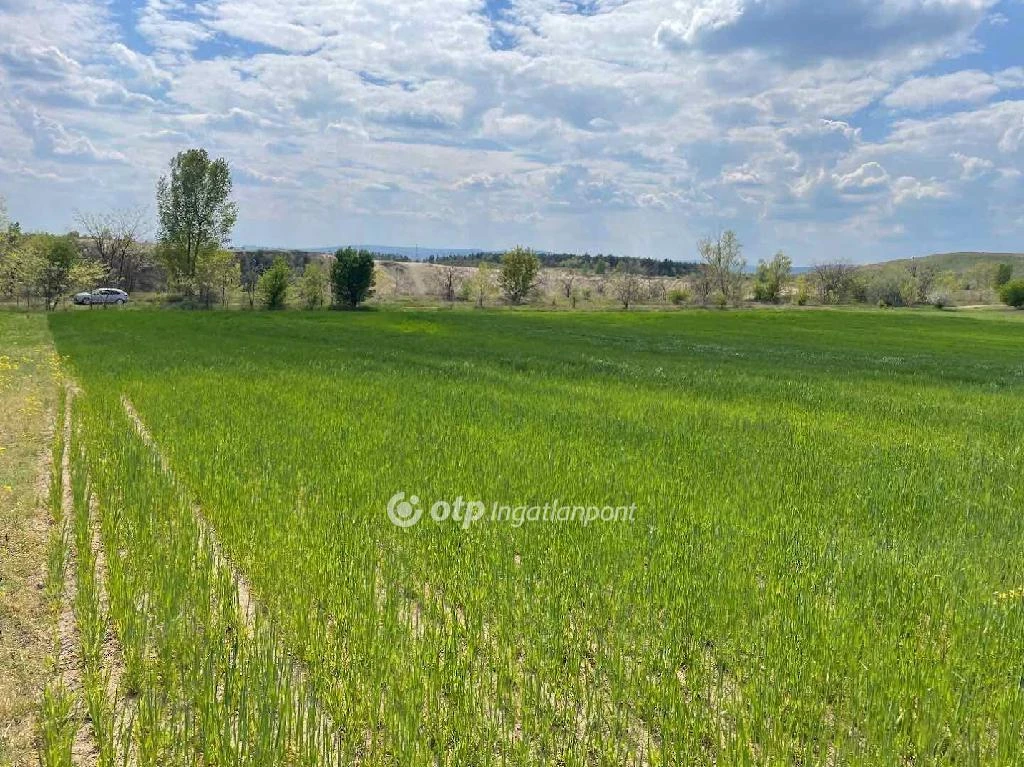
952,152,994,179
892,176,952,205
0,0,1021,260
883,68,1024,110
834,162,890,193
12,104,126,163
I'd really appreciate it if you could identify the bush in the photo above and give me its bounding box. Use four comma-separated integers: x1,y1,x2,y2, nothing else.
793,276,810,306
865,268,915,307
999,279,1024,308
994,263,1013,289
928,291,954,310
298,262,328,309
258,257,291,310
331,248,375,308
668,288,689,305
753,251,791,303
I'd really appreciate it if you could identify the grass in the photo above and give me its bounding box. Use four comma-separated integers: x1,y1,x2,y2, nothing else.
0,314,59,767
45,307,1024,765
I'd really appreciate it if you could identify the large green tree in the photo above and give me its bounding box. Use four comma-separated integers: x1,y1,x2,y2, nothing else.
35,234,80,310
498,246,540,304
156,149,237,292
330,248,375,308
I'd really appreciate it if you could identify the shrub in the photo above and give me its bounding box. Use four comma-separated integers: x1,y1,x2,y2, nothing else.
753,251,791,303
928,291,954,310
999,279,1024,308
298,262,328,309
668,288,689,306
331,248,375,308
258,257,291,310
865,268,915,307
793,276,810,306
994,263,1013,289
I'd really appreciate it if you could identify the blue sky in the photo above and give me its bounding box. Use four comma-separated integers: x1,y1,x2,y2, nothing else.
1,0,1022,263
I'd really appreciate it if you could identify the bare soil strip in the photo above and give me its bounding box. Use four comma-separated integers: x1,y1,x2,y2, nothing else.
51,391,99,766
83,465,133,767
120,396,257,628
119,395,341,755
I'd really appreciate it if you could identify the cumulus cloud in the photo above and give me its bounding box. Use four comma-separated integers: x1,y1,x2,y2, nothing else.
654,1,743,51
657,0,999,62
453,173,516,191
0,44,80,80
12,104,126,163
108,44,170,89
0,0,1021,260
883,68,1024,111
892,176,951,205
834,162,890,193
952,152,994,179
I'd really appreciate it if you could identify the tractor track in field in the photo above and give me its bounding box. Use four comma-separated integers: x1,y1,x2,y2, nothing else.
83,472,134,766
53,388,100,767
121,394,657,763
120,396,258,629
119,395,343,757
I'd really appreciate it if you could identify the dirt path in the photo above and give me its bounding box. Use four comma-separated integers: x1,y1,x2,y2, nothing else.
0,314,59,767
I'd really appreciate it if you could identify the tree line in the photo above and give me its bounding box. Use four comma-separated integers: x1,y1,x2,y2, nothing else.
2,146,1022,310
429,251,699,278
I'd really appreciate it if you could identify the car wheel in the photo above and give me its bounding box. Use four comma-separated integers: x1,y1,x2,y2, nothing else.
116,298,126,305
81,298,91,305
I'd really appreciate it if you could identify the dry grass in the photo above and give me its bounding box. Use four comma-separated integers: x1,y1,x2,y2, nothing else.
0,313,59,767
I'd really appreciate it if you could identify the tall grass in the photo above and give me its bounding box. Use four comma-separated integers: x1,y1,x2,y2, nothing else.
49,309,1024,764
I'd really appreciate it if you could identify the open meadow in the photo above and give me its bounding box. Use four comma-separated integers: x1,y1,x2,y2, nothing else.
15,307,1024,765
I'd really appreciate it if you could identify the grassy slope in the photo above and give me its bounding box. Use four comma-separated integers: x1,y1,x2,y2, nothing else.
0,314,58,767
867,251,1024,275
48,308,1024,764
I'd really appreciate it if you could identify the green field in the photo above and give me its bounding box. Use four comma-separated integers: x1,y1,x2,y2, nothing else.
44,308,1024,765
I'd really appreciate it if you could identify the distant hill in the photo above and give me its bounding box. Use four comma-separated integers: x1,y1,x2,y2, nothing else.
867,252,1024,274
306,245,488,259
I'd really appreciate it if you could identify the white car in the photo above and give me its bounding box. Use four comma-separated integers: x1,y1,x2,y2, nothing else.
73,288,129,306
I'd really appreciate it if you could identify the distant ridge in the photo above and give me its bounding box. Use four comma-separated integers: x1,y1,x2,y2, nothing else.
305,245,490,259
864,251,1024,273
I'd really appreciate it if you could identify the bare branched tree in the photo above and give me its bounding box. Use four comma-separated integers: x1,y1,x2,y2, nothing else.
613,266,643,310
811,262,858,304
75,208,148,291
436,264,459,302
698,230,746,303
560,272,575,299
906,259,937,304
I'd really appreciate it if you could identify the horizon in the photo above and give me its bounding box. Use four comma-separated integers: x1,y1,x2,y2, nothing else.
1,0,1023,263
237,243,1024,270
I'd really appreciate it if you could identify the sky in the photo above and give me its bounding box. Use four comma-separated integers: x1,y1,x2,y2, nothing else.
0,0,1023,263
